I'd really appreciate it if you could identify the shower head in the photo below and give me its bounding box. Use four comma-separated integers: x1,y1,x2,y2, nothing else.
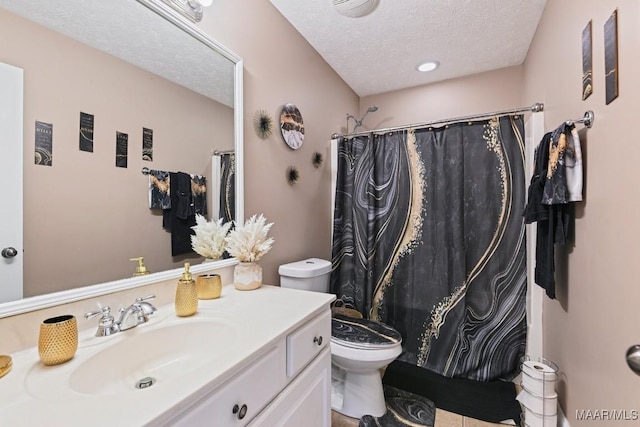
347,106,380,133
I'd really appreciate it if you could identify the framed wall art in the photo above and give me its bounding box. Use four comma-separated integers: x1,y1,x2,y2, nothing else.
604,9,619,105
34,120,53,166
79,112,94,152
581,21,593,100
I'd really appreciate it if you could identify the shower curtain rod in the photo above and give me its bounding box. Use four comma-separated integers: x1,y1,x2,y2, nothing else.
212,149,235,155
330,102,545,139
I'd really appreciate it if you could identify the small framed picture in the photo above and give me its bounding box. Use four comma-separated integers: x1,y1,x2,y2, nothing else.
581,21,593,100
604,9,619,105
116,131,128,168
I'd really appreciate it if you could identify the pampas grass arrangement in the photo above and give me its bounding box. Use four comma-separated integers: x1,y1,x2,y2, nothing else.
224,214,275,263
191,215,233,259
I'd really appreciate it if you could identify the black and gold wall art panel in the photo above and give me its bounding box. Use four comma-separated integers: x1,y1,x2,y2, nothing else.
582,20,593,100
142,127,153,161
79,112,94,152
604,9,619,105
115,131,128,168
34,120,53,166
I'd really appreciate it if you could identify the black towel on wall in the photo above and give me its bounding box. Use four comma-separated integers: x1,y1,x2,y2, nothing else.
523,132,574,299
163,172,196,256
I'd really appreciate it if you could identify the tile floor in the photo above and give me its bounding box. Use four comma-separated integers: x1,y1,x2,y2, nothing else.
332,408,509,427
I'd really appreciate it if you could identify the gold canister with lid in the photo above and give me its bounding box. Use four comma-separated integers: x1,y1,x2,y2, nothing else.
0,355,12,378
175,263,198,316
38,314,78,366
196,273,222,299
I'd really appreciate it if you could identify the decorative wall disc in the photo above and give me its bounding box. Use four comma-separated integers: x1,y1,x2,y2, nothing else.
280,103,304,150
254,109,273,139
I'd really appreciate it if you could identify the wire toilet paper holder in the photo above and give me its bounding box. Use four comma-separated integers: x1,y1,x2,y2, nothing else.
519,356,559,427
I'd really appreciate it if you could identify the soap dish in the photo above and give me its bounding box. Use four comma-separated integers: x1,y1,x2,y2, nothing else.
0,355,12,379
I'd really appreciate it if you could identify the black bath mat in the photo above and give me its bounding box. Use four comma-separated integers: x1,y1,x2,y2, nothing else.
382,360,521,425
358,385,436,427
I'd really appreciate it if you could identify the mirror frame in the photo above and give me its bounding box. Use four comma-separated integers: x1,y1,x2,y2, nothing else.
0,0,244,318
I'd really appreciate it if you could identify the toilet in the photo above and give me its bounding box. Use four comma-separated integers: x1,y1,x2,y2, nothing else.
279,258,402,419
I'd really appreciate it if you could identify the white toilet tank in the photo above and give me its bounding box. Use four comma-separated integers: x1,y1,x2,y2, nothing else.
278,258,332,292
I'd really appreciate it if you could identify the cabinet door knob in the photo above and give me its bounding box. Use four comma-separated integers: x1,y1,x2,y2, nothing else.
232,403,248,420
313,336,323,346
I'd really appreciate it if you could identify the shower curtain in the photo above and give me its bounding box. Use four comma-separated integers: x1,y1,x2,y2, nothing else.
219,153,235,223
330,116,527,381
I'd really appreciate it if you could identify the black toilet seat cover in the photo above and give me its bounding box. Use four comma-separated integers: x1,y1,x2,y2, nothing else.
331,314,402,348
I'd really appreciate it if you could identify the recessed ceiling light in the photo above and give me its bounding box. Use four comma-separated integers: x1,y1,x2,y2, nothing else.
417,61,439,73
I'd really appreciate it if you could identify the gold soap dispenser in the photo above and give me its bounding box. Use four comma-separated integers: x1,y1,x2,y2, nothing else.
130,257,150,277
175,263,198,317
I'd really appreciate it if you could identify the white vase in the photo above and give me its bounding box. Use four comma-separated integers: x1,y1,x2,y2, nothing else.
234,262,262,291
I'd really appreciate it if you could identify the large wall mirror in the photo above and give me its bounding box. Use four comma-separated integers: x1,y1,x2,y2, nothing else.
0,0,244,317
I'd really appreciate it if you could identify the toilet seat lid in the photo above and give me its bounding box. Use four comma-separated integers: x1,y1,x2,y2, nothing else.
331,314,402,349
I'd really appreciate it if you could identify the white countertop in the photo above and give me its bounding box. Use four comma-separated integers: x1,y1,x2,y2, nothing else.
0,285,334,426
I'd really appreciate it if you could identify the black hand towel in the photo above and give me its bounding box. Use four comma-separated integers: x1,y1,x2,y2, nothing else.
163,172,196,256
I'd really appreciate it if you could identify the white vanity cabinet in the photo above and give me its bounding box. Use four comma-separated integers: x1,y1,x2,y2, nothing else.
0,285,334,427
250,347,331,427
167,310,332,427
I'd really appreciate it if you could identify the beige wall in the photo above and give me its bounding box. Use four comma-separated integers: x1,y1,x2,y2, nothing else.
198,0,359,286
3,0,639,421
523,0,640,424
1,11,233,296
360,65,524,130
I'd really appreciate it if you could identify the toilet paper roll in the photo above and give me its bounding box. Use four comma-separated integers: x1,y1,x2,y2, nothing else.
522,360,558,381
523,407,557,427
517,389,557,415
522,371,557,397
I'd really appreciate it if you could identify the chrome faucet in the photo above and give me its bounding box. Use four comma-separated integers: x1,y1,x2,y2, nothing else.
117,295,157,331
85,295,157,337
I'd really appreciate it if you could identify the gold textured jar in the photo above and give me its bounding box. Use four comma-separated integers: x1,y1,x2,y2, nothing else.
196,274,222,299
38,315,78,366
175,263,198,316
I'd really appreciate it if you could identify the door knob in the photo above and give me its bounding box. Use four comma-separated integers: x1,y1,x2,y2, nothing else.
1,247,18,259
626,345,640,375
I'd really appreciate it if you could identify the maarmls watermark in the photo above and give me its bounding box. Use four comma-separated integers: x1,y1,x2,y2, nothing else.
576,409,639,421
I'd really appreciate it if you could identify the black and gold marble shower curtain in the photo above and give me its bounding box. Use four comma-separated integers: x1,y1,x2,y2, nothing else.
330,116,527,381
219,153,235,223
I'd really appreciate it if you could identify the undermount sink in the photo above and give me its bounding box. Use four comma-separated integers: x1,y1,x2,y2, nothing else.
25,319,239,399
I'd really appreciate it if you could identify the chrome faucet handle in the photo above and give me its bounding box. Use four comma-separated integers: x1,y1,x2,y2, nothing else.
84,306,119,337
135,294,156,303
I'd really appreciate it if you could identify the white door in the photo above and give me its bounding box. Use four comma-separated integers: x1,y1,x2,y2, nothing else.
0,62,23,303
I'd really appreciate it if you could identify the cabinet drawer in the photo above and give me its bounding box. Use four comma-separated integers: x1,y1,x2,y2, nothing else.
170,341,285,426
286,310,331,378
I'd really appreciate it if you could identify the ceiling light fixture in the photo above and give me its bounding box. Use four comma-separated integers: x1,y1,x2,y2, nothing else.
333,0,379,18
160,0,212,22
417,61,440,73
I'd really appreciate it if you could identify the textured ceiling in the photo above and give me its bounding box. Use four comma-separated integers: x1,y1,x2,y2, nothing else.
270,0,547,97
0,0,235,107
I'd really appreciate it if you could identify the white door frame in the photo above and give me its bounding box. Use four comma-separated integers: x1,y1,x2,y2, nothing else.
524,112,544,361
